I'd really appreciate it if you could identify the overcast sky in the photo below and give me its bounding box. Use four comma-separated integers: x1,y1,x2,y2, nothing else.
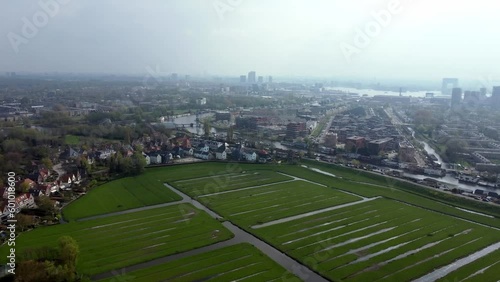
1,0,500,83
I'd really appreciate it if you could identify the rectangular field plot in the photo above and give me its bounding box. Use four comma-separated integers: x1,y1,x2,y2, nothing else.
1,204,233,275
98,243,301,282
63,175,182,221
171,170,292,197
199,180,361,226
253,198,500,282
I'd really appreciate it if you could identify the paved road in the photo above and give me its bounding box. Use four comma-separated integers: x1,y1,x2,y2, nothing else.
52,163,65,178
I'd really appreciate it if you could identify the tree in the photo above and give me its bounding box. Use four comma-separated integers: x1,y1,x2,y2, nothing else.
58,236,79,271
35,195,56,215
227,126,234,142
78,157,91,173
130,152,146,176
16,236,80,282
2,139,26,152
16,260,52,282
41,157,53,170
18,182,31,193
203,119,212,138
16,214,35,232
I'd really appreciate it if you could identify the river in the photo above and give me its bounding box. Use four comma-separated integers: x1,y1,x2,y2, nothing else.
325,87,438,98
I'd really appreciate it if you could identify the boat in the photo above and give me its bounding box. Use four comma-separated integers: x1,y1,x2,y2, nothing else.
458,174,480,184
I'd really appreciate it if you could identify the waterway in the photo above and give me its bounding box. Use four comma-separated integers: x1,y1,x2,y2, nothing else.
404,127,499,193
413,241,500,282
413,140,500,193
162,113,218,135
325,87,438,98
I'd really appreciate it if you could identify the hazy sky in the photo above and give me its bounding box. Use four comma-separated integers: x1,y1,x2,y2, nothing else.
1,0,500,82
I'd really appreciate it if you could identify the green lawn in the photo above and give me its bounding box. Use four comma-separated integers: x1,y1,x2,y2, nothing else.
64,134,81,145
1,204,233,275
197,180,360,227
98,243,301,282
252,198,500,282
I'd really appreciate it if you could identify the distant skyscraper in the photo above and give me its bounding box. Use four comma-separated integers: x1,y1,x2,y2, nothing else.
451,88,462,110
240,75,246,83
248,71,256,84
480,87,487,98
268,76,273,83
492,86,500,107
185,75,190,81
171,73,178,81
257,76,264,83
442,78,459,95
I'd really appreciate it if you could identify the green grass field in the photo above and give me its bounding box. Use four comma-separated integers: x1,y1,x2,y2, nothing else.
63,174,183,221
49,161,500,281
98,243,301,282
2,204,232,275
172,170,292,197
252,198,500,282
275,162,500,229
195,180,360,227
64,134,81,145
63,162,258,221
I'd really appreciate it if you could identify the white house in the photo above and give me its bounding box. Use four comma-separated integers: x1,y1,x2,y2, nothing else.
147,153,162,164
184,148,194,156
197,143,210,153
194,151,212,160
215,144,227,160
243,150,257,162
216,150,226,160
98,149,116,160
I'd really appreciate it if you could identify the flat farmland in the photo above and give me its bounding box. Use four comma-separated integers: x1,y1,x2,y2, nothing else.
253,198,500,282
196,180,361,226
63,162,252,221
63,175,182,221
98,243,301,282
172,170,292,197
1,204,232,275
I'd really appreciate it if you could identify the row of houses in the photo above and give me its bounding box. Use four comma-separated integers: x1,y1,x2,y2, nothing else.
0,170,83,222
0,192,36,222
